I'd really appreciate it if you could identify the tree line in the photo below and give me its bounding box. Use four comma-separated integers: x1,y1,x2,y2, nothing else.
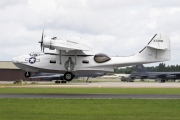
114,63,180,74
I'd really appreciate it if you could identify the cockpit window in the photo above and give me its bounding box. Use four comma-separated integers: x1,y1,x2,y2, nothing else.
52,37,57,40
29,52,40,57
94,53,111,63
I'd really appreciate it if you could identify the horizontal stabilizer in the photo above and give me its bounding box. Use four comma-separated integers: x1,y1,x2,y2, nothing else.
147,44,167,50
147,34,170,50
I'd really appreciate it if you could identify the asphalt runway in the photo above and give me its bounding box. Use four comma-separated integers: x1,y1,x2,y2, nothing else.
1,82,180,88
0,82,180,99
0,94,180,99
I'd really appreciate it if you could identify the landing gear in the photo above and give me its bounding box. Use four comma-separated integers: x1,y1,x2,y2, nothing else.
160,79,165,83
55,80,60,84
86,77,91,83
55,80,67,84
54,72,74,84
64,72,74,81
24,72,31,78
61,80,67,83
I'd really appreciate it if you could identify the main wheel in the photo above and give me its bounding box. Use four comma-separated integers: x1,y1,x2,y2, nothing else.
160,79,165,83
61,81,67,83
64,72,74,81
55,80,60,84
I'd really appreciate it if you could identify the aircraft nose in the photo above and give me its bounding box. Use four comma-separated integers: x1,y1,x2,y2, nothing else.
12,57,19,63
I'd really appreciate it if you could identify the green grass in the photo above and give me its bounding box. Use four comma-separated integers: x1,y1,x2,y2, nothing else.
0,99,179,120
0,88,180,94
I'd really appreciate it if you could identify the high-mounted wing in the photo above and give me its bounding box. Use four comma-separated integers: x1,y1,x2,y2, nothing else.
52,40,92,51
43,36,93,51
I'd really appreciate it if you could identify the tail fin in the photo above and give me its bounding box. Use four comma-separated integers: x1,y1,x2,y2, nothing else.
135,64,148,73
138,34,171,63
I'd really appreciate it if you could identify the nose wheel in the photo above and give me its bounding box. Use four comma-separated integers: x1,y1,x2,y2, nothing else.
64,72,74,81
24,72,31,78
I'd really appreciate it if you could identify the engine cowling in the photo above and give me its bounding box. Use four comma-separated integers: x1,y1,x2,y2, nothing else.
43,37,55,50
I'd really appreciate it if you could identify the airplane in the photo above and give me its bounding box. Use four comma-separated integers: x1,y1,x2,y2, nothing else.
130,64,180,82
12,32,171,82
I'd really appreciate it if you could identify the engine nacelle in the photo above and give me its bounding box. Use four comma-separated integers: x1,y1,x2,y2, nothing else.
43,37,55,50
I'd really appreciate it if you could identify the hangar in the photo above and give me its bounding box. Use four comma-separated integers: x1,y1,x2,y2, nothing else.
0,61,40,81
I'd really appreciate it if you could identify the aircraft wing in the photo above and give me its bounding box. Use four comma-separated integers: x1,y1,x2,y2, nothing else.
155,72,180,76
50,37,93,51
52,42,92,51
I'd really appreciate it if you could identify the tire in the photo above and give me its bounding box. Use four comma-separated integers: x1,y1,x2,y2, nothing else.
160,79,165,83
24,72,31,78
64,72,74,81
61,81,67,83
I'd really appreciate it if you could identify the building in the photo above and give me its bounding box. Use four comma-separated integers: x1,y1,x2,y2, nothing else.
0,61,40,81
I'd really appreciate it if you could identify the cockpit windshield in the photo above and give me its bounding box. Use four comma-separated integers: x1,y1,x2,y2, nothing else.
29,52,41,57
94,53,111,63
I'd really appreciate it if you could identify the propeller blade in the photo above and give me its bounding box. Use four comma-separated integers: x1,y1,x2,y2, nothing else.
39,29,44,52
41,44,43,51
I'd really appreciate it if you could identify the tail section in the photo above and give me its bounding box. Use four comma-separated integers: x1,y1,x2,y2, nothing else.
138,34,171,63
135,64,148,73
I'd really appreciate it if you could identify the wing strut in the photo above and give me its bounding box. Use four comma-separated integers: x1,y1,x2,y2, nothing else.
59,50,61,64
75,50,76,65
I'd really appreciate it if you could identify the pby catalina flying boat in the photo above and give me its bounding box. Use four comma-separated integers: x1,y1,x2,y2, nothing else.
12,32,171,82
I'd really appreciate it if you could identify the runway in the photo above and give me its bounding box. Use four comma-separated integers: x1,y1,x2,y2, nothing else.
0,82,180,99
0,94,180,99
1,82,180,88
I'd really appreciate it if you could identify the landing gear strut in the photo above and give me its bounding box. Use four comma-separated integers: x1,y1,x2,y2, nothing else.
64,72,74,81
86,77,91,83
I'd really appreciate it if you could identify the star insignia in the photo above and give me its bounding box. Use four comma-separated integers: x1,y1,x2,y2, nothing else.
29,57,36,64
25,57,40,64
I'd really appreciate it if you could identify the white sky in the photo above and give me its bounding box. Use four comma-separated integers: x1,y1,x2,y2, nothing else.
1,0,180,67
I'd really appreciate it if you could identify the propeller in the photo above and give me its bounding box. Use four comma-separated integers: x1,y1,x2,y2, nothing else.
39,30,45,52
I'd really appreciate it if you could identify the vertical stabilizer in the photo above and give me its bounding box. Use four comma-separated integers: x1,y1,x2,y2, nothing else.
138,34,171,63
135,64,148,73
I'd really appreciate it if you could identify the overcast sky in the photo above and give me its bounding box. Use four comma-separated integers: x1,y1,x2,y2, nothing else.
1,0,180,67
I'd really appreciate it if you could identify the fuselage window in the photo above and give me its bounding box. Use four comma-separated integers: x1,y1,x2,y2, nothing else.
94,53,111,63
50,60,56,64
82,60,89,64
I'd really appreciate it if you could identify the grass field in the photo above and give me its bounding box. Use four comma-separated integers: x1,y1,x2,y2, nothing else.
0,85,180,120
0,99,180,120
0,87,180,94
